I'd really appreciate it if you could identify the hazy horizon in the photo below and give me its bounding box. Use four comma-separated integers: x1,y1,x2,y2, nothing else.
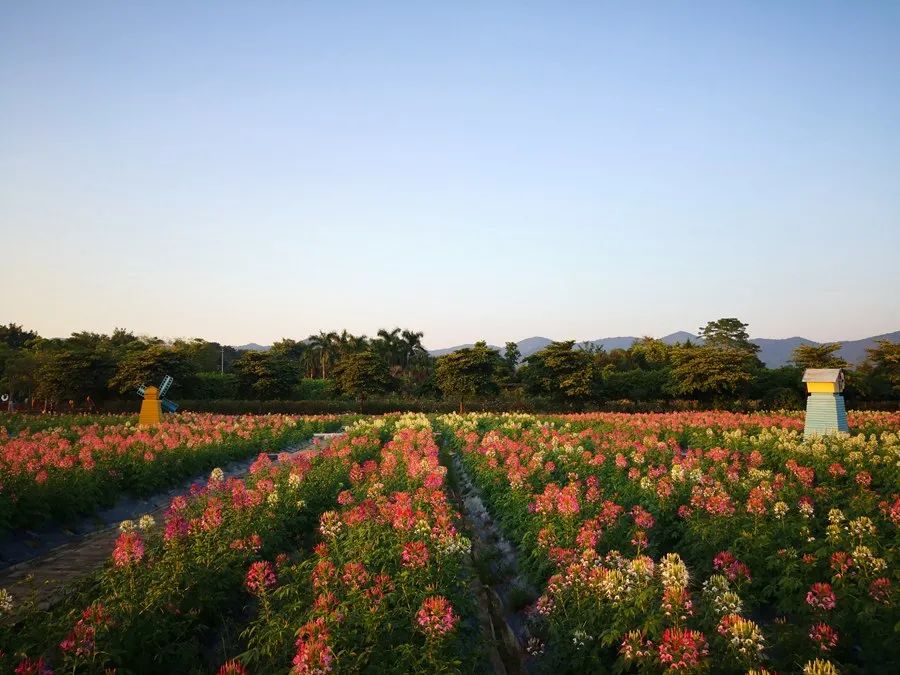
2,2,898,346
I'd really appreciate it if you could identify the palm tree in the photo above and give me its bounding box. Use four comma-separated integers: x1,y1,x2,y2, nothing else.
400,329,425,368
376,328,403,367
307,331,338,379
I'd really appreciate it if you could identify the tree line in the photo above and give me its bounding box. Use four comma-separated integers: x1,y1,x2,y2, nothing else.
0,319,897,412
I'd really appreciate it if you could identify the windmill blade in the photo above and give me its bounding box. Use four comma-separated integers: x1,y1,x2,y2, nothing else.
137,385,146,397
158,375,174,398
161,398,179,413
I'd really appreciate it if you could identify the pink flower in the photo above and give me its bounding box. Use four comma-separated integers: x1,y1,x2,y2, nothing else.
112,531,145,567
830,552,852,579
806,582,836,611
855,471,872,488
292,617,334,674
631,505,655,529
713,551,751,583
809,623,839,651
415,596,459,640
401,541,430,569
657,627,708,670
245,561,277,595
217,661,248,675
620,630,653,663
14,657,53,675
164,514,189,542
341,562,369,590
869,577,891,604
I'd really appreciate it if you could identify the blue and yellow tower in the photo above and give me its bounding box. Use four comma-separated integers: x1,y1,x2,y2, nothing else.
802,368,848,437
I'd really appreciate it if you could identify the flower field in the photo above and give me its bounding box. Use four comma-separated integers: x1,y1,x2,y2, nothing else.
439,411,899,674
0,410,898,673
0,413,345,533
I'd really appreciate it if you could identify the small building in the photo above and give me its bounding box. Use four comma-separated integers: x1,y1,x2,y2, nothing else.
802,368,848,437
802,369,845,394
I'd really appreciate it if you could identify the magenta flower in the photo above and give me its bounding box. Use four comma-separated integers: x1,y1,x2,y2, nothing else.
416,596,459,639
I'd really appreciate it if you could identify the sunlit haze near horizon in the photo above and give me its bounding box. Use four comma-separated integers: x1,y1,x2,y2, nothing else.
2,2,898,348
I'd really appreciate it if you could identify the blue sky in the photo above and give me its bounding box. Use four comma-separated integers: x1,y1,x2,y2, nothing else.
1,1,898,348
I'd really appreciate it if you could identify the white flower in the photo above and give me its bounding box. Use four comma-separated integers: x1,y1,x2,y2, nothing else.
267,490,280,506
138,514,155,530
210,467,225,482
0,588,13,615
119,519,136,533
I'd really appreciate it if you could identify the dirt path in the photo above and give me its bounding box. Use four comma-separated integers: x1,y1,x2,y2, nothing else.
438,432,533,674
0,434,341,609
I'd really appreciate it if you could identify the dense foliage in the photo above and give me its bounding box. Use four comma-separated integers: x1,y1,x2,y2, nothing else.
0,320,897,414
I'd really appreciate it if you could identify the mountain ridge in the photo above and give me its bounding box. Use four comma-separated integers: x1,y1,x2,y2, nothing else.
237,330,900,368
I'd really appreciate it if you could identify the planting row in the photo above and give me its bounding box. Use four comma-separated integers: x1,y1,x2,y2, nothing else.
439,412,899,674
0,413,346,533
0,414,484,674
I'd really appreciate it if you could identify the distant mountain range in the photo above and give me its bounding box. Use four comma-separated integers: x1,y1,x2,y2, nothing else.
426,331,900,368
236,331,898,368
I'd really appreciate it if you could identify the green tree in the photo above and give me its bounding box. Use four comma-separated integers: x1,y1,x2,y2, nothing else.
374,328,404,368
333,350,392,403
233,351,299,399
857,340,900,397
502,341,521,372
668,345,756,400
698,318,760,354
519,340,594,401
750,365,805,408
307,331,339,379
400,329,425,368
35,345,117,405
435,341,503,412
0,347,39,409
109,344,197,396
629,337,672,368
0,323,39,349
791,343,848,370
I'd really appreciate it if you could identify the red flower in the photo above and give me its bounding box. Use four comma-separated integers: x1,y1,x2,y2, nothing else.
14,657,53,675
869,577,891,604
806,582,836,611
292,617,334,674
245,561,277,595
216,660,248,675
401,541,430,569
112,531,144,567
657,627,708,670
809,623,839,652
416,596,459,639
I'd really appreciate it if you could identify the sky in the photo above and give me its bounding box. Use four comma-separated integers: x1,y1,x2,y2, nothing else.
1,1,898,349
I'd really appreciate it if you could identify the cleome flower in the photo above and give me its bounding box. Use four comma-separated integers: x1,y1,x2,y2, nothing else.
415,595,459,640
657,627,709,671
806,583,836,612
245,561,278,595
112,531,145,567
0,587,13,616
809,623,839,652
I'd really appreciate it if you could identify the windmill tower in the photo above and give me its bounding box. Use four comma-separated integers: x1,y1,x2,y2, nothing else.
137,375,178,427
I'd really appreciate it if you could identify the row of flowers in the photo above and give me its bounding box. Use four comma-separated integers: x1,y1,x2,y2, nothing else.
0,422,388,674
0,413,346,533
438,411,898,673
236,413,481,674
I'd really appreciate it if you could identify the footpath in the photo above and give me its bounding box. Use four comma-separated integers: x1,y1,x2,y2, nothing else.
0,432,342,607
